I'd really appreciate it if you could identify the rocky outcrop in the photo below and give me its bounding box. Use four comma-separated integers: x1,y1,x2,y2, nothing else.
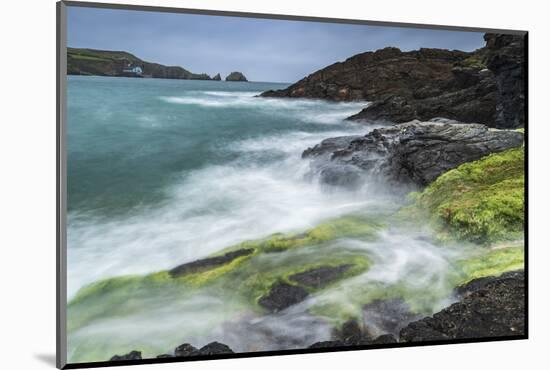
171,342,234,357
169,248,254,277
261,33,526,128
302,120,524,187
400,270,525,342
110,350,142,361
484,34,526,128
212,73,222,81
261,47,497,126
111,342,234,361
226,72,248,82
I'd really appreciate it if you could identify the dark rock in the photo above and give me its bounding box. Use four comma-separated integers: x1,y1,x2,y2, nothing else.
260,47,497,126
212,73,222,81
197,342,234,355
308,333,397,349
261,35,525,128
156,354,174,358
308,340,346,349
399,270,525,342
169,248,254,277
369,334,398,344
303,120,524,187
363,298,422,337
258,282,309,312
288,265,352,289
110,350,142,361
261,47,472,101
334,319,364,343
174,343,199,357
484,33,526,128
226,72,248,82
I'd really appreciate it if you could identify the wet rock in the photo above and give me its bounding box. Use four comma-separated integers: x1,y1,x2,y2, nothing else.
174,343,199,357
362,298,422,337
334,319,364,343
172,342,234,357
258,282,309,312
303,120,524,187
169,248,254,277
289,265,353,289
399,270,525,342
110,350,142,361
156,354,174,358
308,340,346,349
197,342,234,355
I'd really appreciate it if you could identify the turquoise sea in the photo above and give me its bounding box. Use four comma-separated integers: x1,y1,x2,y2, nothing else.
66,76,492,363
67,76,372,297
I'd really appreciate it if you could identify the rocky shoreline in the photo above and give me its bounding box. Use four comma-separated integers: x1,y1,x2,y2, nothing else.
110,270,524,360
261,33,525,129
83,32,525,364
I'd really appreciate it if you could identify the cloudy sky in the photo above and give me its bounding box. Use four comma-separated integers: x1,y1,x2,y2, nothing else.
67,6,485,83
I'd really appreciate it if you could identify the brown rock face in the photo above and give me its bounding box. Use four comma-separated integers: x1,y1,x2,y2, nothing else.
262,47,473,101
261,47,497,125
261,33,526,128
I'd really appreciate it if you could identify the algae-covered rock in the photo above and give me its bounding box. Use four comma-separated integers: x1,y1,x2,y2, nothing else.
169,248,254,277
258,282,309,312
406,145,524,244
288,265,353,289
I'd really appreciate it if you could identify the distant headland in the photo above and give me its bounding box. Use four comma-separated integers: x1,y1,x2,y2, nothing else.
67,47,247,81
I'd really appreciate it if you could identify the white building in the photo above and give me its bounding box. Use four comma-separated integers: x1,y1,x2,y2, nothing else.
122,65,143,75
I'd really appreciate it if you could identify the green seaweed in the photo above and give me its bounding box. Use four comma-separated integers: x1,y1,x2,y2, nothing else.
402,146,525,244
455,244,524,284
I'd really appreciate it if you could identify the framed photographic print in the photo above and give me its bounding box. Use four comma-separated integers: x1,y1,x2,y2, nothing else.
56,1,527,368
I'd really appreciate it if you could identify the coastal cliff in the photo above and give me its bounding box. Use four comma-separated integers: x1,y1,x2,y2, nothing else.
67,48,213,80
261,33,526,128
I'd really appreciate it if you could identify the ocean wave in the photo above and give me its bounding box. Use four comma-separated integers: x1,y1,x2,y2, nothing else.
159,93,368,125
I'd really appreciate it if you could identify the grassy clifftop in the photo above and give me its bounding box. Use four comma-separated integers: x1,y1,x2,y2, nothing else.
67,47,212,80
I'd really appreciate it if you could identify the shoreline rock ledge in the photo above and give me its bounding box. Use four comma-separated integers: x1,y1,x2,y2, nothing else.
302,119,524,187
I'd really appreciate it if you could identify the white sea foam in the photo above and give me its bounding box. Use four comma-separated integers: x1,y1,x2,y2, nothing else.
67,123,378,298
159,91,368,125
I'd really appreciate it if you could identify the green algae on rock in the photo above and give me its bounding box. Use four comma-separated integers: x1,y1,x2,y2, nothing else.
404,145,524,244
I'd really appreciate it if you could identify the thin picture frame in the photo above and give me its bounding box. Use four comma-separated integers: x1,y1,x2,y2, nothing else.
56,1,529,368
